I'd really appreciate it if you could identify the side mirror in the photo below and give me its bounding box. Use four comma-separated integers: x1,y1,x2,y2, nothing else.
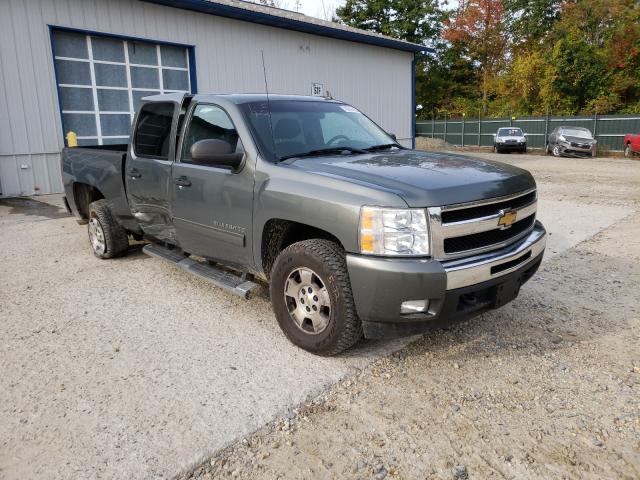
389,133,397,141
524,133,528,137
190,139,243,169
493,133,497,138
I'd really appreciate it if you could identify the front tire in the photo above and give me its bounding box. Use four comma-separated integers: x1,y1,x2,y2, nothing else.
88,199,129,259
270,239,363,355
624,144,632,158
552,145,562,157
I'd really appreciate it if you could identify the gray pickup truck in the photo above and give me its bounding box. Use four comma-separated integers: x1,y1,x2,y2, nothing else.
62,93,546,355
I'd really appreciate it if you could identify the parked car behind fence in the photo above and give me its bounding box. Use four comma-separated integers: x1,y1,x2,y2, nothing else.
545,126,597,158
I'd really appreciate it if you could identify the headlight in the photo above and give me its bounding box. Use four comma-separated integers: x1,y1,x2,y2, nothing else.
359,206,429,256
496,137,504,143
559,134,566,142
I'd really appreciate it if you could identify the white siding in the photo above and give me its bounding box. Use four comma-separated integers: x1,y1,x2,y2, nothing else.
0,0,413,196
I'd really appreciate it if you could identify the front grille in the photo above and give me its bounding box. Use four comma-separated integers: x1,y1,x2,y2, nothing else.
570,142,590,148
441,191,536,223
443,214,536,254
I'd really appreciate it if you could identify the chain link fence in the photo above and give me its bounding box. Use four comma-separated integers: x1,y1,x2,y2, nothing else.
416,114,640,152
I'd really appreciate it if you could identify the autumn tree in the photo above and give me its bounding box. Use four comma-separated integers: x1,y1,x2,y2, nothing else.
443,0,508,115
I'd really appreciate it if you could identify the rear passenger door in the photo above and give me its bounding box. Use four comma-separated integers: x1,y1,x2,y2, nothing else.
170,103,255,266
126,101,179,242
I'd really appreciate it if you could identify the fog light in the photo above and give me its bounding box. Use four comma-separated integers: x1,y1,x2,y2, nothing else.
400,300,429,314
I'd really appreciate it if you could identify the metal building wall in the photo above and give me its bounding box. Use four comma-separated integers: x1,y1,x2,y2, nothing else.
0,0,413,197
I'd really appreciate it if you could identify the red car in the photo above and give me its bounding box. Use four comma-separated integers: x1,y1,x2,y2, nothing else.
623,133,640,157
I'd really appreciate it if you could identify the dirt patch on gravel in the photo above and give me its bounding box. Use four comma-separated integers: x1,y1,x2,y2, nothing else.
179,155,640,480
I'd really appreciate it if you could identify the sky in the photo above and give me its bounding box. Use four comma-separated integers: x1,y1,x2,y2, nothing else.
273,0,346,20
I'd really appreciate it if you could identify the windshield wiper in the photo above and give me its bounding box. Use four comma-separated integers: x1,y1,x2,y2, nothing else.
365,143,402,152
278,146,367,161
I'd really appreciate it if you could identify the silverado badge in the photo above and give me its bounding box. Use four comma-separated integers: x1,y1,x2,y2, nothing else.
497,209,517,229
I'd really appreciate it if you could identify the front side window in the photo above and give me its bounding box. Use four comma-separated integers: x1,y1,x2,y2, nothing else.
239,100,396,161
181,104,241,163
134,102,175,158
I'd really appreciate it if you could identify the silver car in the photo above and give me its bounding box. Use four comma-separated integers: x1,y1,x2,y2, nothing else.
493,127,527,153
546,126,597,157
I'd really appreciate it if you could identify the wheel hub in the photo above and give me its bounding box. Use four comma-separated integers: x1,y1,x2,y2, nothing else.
284,267,331,335
88,217,106,255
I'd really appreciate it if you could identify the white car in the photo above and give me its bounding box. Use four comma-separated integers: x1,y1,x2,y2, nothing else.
493,127,527,153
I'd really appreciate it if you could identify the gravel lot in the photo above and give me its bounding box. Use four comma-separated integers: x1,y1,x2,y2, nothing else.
1,152,639,479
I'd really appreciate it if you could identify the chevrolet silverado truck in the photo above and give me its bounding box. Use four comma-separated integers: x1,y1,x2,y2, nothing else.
62,93,546,355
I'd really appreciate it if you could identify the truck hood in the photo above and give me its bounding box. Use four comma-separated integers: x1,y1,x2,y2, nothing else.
286,150,535,207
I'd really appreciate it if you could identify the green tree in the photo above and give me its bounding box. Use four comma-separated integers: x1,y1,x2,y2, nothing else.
335,0,445,117
442,0,508,115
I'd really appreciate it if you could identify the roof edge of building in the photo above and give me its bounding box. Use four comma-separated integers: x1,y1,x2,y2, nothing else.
140,0,431,53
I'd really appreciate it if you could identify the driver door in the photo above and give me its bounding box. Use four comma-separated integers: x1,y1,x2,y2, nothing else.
170,103,254,267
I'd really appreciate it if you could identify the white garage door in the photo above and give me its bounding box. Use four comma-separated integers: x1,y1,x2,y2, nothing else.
52,29,192,146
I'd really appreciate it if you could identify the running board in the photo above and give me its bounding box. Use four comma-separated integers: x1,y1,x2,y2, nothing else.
142,243,260,299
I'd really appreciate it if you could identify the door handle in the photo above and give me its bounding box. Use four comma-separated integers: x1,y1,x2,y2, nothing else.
129,168,141,179
175,176,191,188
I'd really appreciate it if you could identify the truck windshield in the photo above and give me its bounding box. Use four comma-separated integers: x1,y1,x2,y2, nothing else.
239,100,398,161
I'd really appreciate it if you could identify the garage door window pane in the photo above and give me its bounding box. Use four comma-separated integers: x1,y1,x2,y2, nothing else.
131,66,159,89
102,137,129,145
100,114,132,136
160,45,186,68
162,69,189,91
63,113,97,136
59,87,94,111
128,42,157,65
97,89,130,112
91,36,125,62
53,31,88,59
94,63,127,87
55,60,91,85
132,90,157,111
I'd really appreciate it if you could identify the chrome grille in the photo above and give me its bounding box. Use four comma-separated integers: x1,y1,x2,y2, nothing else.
428,188,537,260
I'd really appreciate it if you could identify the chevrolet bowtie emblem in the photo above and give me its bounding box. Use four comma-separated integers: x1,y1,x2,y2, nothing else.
498,209,517,229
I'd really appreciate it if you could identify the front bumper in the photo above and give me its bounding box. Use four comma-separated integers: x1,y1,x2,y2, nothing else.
558,142,595,157
347,221,546,339
497,142,526,151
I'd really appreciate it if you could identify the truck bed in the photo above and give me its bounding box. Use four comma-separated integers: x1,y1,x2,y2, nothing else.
61,145,135,229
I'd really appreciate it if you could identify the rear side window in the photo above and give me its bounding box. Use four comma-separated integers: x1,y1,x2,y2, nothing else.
134,102,175,158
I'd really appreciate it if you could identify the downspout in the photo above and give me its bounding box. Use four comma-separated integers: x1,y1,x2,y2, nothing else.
411,54,416,149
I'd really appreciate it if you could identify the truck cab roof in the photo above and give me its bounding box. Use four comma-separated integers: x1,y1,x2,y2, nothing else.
140,92,343,105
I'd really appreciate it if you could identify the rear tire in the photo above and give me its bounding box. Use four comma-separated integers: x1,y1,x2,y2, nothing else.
88,199,129,259
270,239,363,355
624,144,632,158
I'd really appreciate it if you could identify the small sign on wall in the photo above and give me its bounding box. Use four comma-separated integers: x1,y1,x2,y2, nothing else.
311,83,324,97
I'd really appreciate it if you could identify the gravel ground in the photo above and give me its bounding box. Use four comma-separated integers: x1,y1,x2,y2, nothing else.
178,154,640,480
1,153,639,479
0,198,410,479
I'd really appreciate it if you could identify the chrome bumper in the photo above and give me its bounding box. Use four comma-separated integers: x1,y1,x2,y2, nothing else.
443,221,546,290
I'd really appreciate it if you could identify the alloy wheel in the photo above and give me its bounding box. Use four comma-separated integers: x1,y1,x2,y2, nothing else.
283,267,332,335
88,217,106,256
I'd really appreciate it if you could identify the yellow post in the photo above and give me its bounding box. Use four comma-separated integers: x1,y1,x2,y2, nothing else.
66,131,78,147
